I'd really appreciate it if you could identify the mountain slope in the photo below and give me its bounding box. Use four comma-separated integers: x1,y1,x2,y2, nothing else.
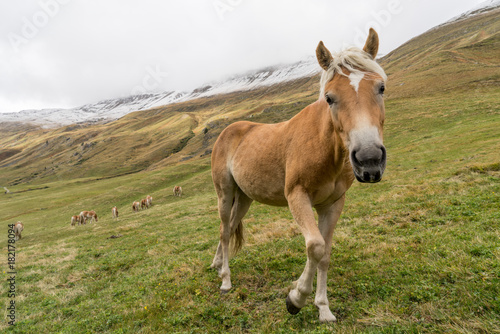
381,6,499,99
0,58,319,128
0,75,319,185
0,3,499,186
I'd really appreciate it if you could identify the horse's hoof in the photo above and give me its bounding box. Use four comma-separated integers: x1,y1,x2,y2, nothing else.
210,262,222,271
286,295,301,315
220,289,230,295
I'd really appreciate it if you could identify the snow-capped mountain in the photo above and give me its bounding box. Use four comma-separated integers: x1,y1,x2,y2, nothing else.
0,57,320,128
441,0,500,26
3,1,498,129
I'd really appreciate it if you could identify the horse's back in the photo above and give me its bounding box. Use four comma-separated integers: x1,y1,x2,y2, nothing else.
212,121,260,160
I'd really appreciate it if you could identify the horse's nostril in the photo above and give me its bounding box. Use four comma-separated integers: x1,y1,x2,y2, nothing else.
380,146,386,162
363,172,370,181
351,150,362,166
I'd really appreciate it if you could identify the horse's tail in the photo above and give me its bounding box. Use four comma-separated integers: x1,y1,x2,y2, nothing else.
230,220,244,257
229,193,245,256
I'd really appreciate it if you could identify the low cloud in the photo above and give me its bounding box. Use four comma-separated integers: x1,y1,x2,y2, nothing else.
0,0,485,113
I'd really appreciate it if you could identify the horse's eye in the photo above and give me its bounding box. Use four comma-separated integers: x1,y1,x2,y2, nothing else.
325,94,336,105
379,84,385,95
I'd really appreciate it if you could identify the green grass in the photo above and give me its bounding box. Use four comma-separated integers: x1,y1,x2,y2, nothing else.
1,86,499,333
1,11,499,332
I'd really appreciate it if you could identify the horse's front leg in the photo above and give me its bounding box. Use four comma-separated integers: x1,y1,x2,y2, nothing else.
314,195,345,322
286,188,325,314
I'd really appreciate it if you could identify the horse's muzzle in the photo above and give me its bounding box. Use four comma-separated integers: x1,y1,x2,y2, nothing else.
350,145,386,183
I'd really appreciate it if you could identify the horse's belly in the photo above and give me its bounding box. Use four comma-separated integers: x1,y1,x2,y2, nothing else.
232,158,288,206
242,183,288,206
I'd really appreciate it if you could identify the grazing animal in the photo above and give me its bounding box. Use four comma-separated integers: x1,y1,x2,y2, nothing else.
132,201,141,212
14,221,24,240
112,206,119,219
210,29,387,322
80,210,98,224
173,186,182,197
79,211,86,224
71,215,81,226
146,195,153,207
141,198,149,210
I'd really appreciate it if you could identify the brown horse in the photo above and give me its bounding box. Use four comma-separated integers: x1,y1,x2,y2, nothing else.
80,211,98,224
14,221,24,240
132,201,141,212
112,206,119,219
141,198,149,209
146,195,153,207
173,186,182,197
210,28,387,322
71,215,81,226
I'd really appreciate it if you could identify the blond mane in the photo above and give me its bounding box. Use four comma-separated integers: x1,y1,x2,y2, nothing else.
319,47,387,97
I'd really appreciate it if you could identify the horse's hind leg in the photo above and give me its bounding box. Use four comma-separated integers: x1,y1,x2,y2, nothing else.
211,187,233,274
211,187,253,292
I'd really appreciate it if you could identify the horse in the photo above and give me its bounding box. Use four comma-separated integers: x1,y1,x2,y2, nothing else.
141,198,149,210
132,201,141,212
80,210,98,224
14,221,24,240
89,210,98,223
71,215,81,226
146,195,153,207
79,211,86,224
112,206,119,219
173,186,182,197
210,28,387,323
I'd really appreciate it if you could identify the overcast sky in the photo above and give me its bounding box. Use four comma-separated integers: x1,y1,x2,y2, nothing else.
0,0,489,113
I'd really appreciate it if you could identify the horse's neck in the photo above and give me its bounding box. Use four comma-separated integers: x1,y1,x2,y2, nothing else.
288,99,348,167
290,100,343,146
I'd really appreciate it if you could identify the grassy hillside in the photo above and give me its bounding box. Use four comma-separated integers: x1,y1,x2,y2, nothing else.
1,8,499,334
0,76,318,186
1,9,497,186
382,8,500,99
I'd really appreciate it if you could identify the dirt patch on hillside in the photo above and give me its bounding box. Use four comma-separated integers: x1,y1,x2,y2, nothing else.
0,148,21,162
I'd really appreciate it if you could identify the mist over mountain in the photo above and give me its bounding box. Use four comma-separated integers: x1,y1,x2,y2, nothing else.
0,0,498,129
0,57,319,128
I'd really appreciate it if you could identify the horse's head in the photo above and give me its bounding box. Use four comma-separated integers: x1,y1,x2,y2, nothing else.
316,28,387,183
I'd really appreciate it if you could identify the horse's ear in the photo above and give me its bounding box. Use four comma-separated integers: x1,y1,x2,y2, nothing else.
316,41,333,71
363,28,379,59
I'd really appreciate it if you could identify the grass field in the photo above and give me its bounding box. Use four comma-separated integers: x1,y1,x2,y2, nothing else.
1,85,499,333
1,8,500,333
